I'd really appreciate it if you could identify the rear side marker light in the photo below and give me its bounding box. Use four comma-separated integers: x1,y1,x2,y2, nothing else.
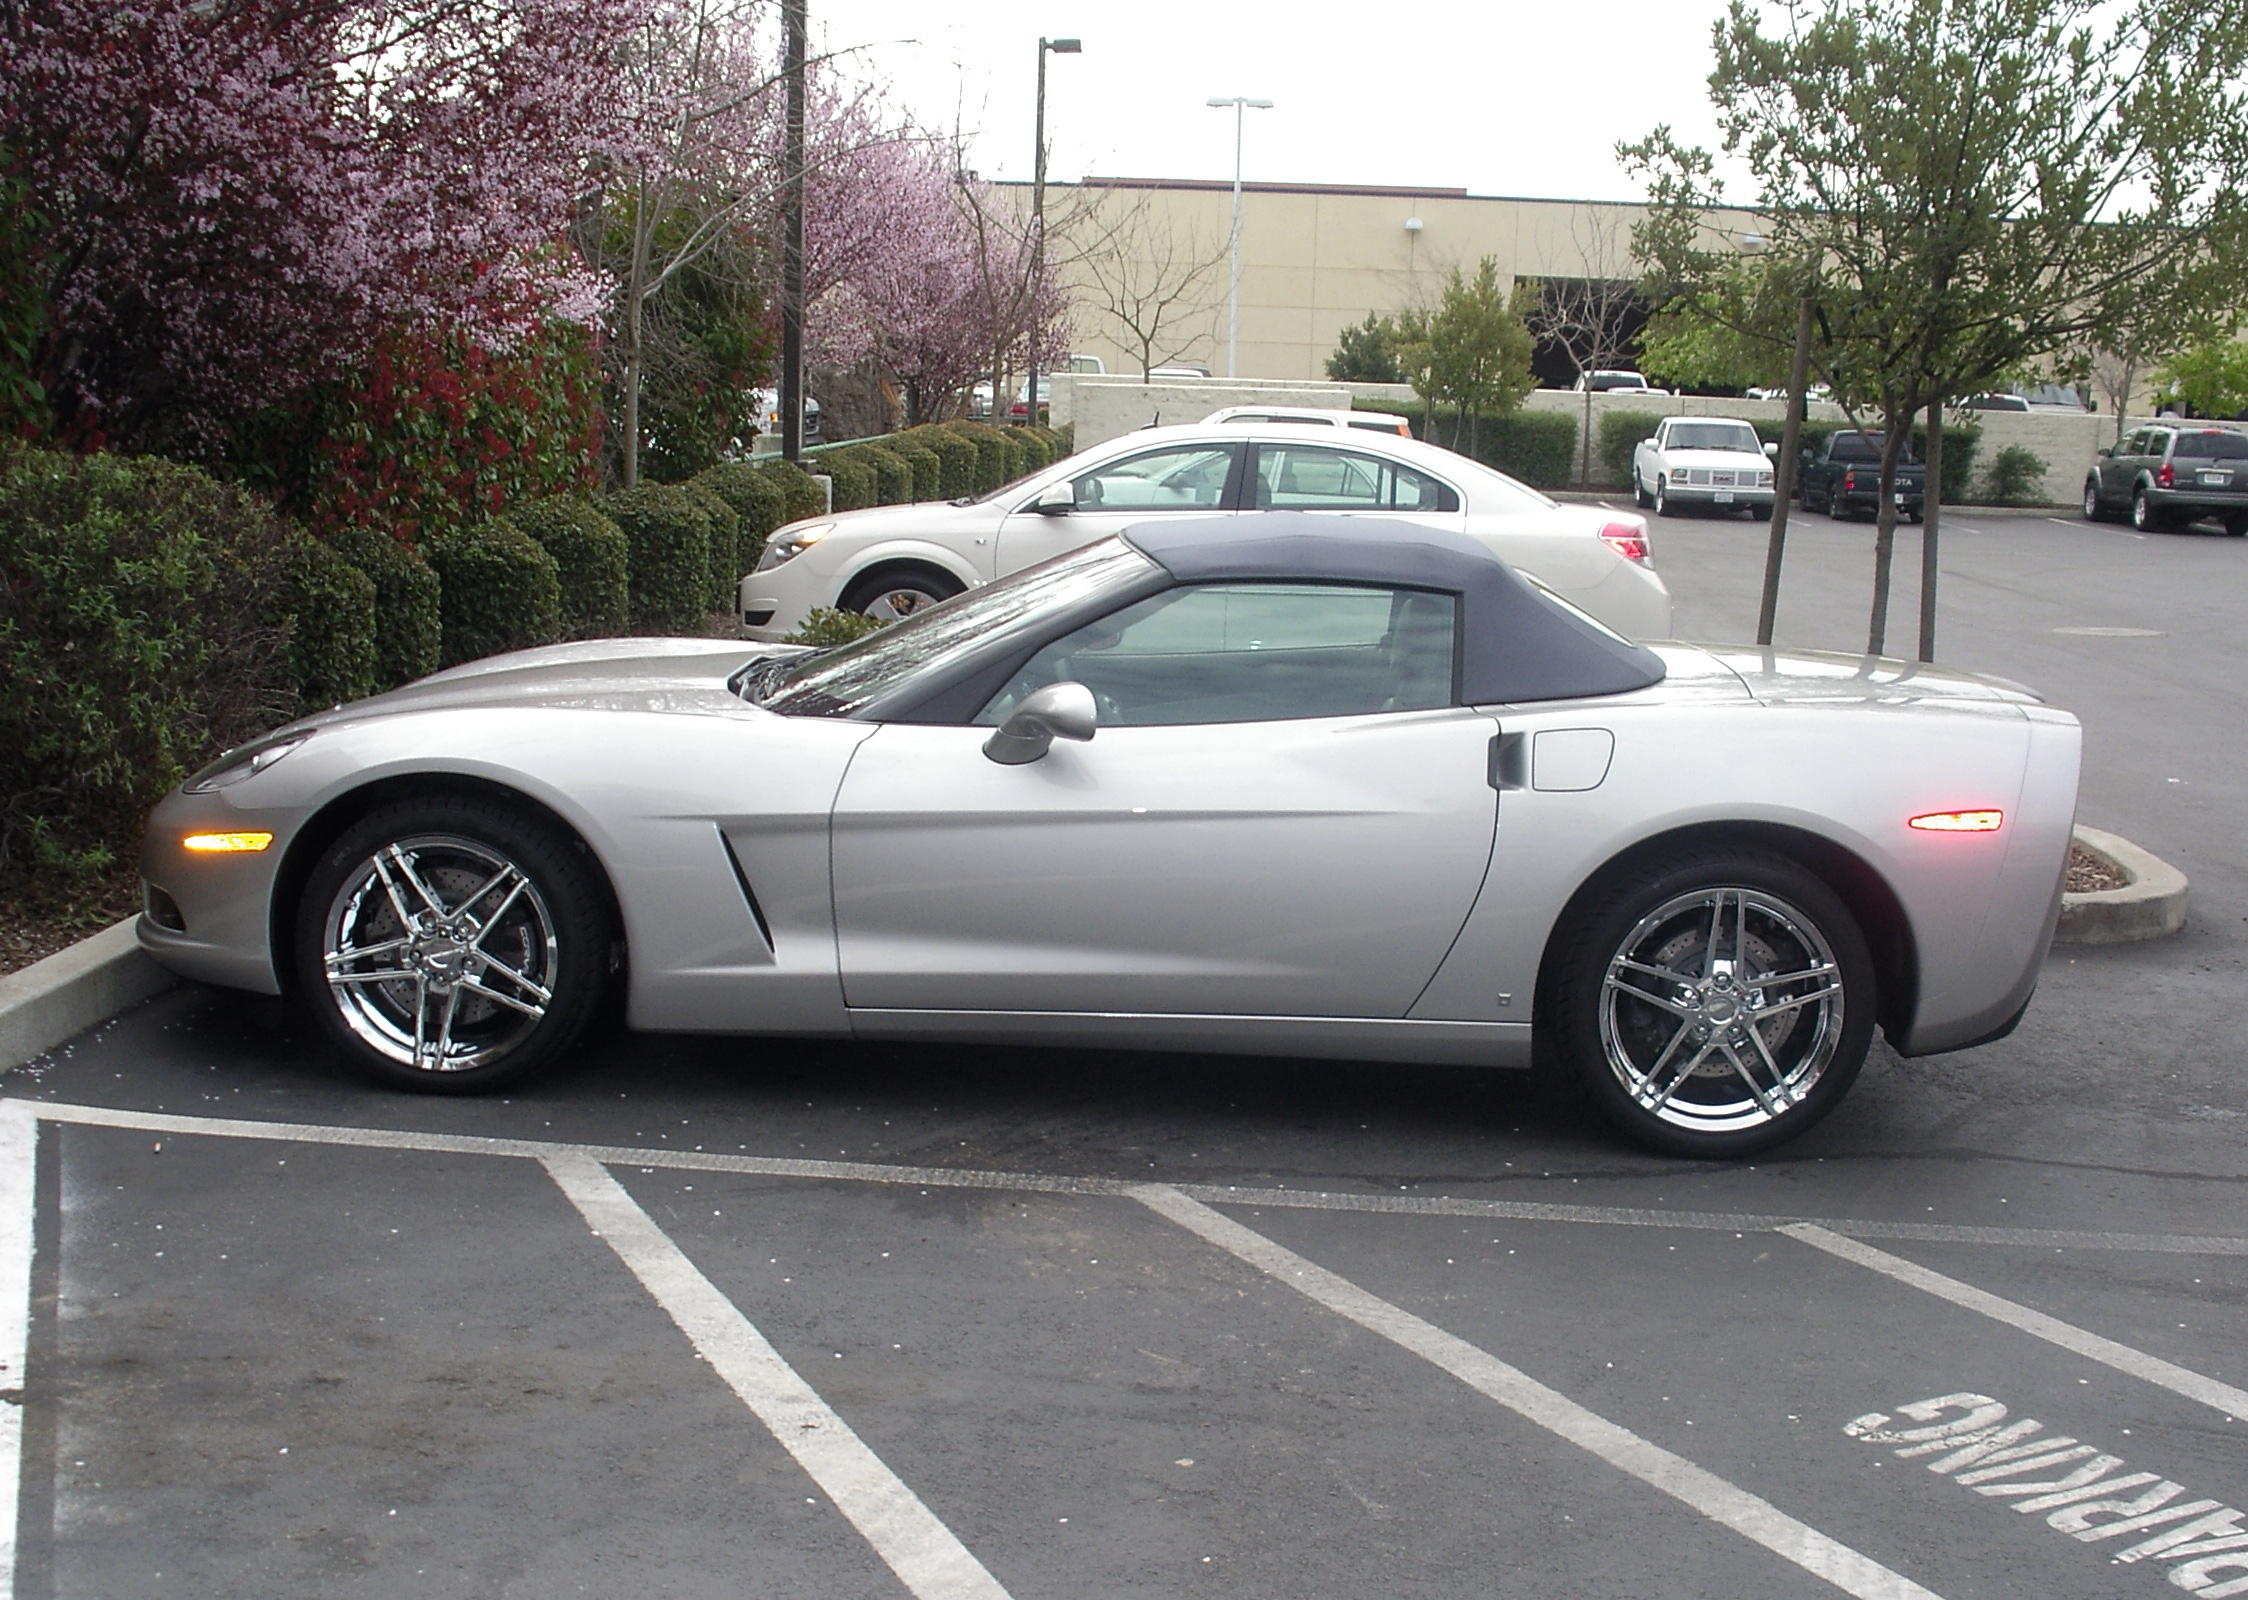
1909,810,2003,832
183,832,274,852
1599,523,1651,564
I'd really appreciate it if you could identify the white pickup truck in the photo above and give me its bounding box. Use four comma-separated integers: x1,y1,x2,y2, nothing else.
1631,416,1779,518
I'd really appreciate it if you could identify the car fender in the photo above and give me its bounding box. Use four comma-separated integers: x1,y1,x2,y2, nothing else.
829,538,989,595
1409,698,2063,1054
199,706,876,1034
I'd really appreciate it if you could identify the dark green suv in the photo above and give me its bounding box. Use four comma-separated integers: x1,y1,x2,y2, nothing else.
2082,425,2248,533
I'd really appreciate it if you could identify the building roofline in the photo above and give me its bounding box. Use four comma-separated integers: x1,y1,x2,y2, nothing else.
995,176,1674,208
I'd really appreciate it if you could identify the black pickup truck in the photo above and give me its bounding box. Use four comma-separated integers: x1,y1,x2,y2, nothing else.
1799,430,1926,522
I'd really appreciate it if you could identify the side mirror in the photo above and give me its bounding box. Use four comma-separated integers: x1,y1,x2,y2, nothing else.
982,681,1098,765
1031,481,1076,515
2095,446,2111,458
1763,441,1779,458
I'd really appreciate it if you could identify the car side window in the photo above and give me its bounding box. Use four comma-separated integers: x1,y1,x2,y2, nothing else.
975,583,1459,728
1063,444,1238,512
1251,445,1460,512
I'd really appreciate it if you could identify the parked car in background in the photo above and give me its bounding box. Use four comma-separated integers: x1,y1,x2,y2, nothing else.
140,514,2081,1157
1799,430,1925,521
1575,369,1671,395
1202,405,1413,437
738,423,1672,639
1960,392,2030,412
1147,364,1213,380
748,386,821,443
1630,416,1779,518
2082,424,2248,533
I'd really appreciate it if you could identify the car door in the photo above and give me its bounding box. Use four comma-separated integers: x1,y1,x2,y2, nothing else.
992,440,1244,577
829,580,1498,1019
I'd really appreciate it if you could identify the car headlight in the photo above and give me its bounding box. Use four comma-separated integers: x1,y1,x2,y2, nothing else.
183,733,307,793
755,522,834,571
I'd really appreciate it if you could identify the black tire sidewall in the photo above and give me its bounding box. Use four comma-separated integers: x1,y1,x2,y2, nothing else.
1551,850,1877,1159
841,568,963,616
292,796,611,1093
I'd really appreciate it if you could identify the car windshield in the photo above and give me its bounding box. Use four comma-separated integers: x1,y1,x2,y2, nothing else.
1668,423,1762,452
745,538,1157,717
2172,431,2248,461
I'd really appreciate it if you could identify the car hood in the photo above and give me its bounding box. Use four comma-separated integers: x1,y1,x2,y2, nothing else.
289,638,803,728
1668,643,2044,707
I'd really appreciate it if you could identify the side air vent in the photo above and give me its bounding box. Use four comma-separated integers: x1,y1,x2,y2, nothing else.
716,830,774,951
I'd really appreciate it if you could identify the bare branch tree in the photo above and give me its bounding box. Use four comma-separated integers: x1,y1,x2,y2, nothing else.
1515,210,1653,484
1075,193,1227,382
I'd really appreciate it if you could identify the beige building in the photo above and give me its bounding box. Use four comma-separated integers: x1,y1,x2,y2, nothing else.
1012,177,1762,382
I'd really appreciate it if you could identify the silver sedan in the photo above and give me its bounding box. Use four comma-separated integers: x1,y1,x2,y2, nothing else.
140,516,2080,1157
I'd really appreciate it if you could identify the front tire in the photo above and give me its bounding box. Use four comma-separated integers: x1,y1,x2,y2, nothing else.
1654,478,1676,517
1550,850,1876,1158
293,797,612,1093
841,566,965,621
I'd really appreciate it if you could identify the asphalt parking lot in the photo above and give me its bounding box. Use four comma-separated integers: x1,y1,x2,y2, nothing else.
5,503,2245,1600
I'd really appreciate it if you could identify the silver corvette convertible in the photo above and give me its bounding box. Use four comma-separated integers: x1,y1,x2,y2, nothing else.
139,515,2081,1157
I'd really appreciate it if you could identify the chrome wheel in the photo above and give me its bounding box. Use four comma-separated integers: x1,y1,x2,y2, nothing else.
2081,478,2102,521
1599,885,1845,1138
320,833,558,1073
1554,850,1874,1156
2132,487,2158,531
295,797,611,1092
1654,478,1674,517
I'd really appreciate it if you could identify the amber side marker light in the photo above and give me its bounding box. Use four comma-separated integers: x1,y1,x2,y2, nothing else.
182,832,274,853
1908,810,2003,833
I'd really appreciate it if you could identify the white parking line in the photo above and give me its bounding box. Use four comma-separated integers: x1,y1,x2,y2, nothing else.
1136,1185,1948,1600
20,1099,2248,1257
1782,1225,2248,1423
0,1101,34,1599
545,1155,1013,1600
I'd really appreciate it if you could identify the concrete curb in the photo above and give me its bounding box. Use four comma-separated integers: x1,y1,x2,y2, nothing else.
1,919,176,1069
2056,825,2189,945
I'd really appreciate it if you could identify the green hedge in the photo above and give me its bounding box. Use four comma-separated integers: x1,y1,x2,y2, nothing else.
692,462,788,578
682,480,741,612
940,421,1014,493
330,524,440,690
891,439,942,501
1597,411,1668,485
425,518,565,668
819,449,878,513
901,426,977,499
0,449,302,893
601,483,718,634
278,536,377,708
1349,399,1579,488
503,497,628,639
759,458,828,524
841,443,915,505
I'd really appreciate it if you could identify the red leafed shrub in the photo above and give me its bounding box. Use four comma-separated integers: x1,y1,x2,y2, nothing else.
307,322,602,546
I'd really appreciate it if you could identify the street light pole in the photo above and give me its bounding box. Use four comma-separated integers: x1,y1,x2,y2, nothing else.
1206,95,1272,379
1027,37,1081,427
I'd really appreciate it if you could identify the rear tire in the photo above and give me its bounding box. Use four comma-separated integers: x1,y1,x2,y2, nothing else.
293,797,612,1093
2131,487,2166,532
1549,850,1876,1158
2082,478,2106,522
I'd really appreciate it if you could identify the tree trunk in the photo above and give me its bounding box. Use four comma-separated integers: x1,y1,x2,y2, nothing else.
1757,292,1816,646
1864,417,1908,656
1579,388,1595,486
1918,397,1943,661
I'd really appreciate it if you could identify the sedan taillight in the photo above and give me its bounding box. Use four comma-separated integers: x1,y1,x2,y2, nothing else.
1599,521,1651,564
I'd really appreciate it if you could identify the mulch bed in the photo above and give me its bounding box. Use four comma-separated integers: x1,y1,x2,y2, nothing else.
0,867,143,978
2064,842,2129,894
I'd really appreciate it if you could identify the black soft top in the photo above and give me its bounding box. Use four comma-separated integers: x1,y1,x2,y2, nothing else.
1121,513,1666,703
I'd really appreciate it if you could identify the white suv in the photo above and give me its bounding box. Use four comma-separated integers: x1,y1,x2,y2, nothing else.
740,424,1672,640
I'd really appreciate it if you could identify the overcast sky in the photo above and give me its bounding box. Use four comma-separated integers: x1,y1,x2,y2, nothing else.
814,0,1754,203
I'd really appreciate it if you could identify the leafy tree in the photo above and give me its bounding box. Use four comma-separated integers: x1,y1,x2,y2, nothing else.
1412,259,1535,455
0,0,647,456
1326,313,1403,383
1627,0,2248,657
2152,333,2248,420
